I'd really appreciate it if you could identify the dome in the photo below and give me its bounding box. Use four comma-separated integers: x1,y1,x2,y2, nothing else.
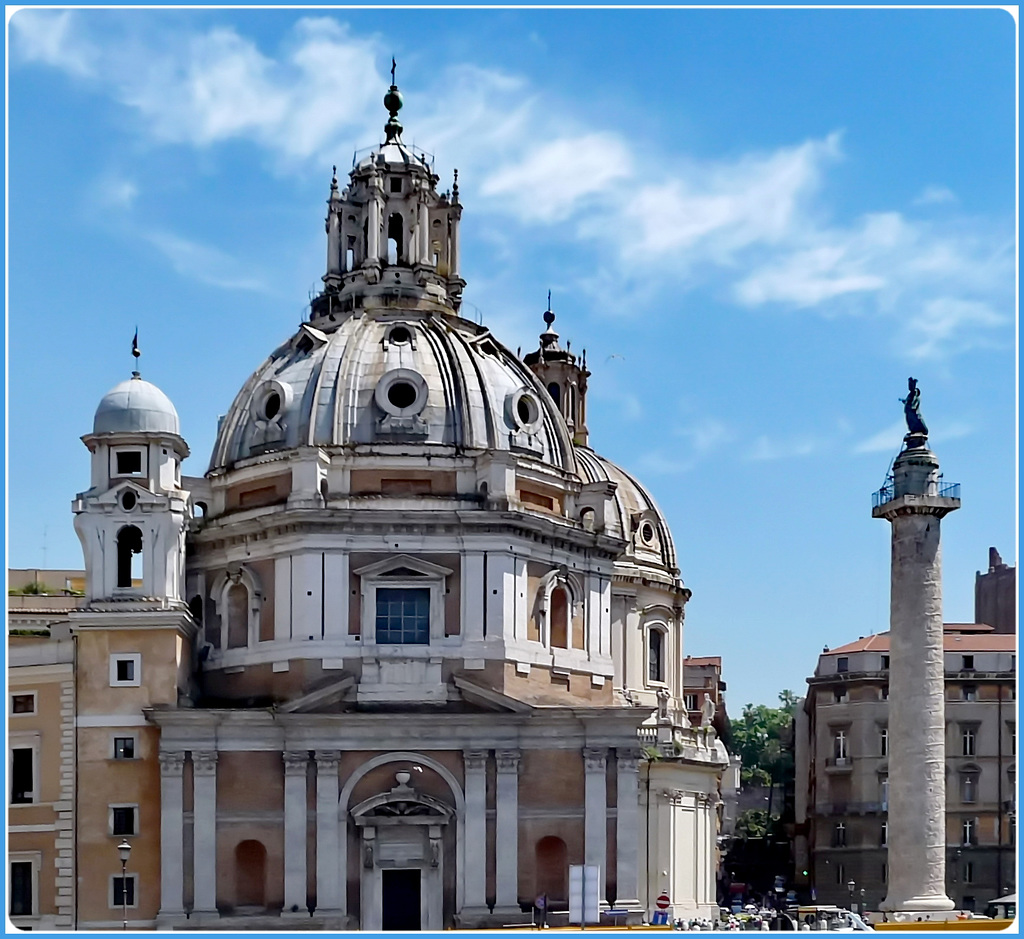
93,373,181,436
209,311,575,474
575,447,679,575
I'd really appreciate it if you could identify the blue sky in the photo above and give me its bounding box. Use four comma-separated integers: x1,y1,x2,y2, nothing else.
7,8,1016,708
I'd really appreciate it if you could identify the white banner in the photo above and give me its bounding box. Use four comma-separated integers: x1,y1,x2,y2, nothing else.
568,864,601,925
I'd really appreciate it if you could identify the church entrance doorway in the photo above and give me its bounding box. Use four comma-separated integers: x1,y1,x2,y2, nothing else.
381,868,422,930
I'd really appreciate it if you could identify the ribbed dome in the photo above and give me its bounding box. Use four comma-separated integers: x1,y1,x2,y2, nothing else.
209,310,576,474
93,374,180,436
575,447,678,574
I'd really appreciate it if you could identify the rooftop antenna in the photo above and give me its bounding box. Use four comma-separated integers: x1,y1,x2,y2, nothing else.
131,327,141,378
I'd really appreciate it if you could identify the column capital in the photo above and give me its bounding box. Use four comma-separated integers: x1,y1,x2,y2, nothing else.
464,749,489,772
315,749,341,770
617,747,642,771
283,750,309,774
583,746,607,772
193,750,218,776
495,748,521,773
159,750,186,776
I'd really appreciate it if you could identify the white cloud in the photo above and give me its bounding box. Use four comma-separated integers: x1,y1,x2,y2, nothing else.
144,230,267,292
90,175,139,210
914,185,957,206
10,9,97,77
902,298,1007,360
673,417,734,455
746,435,818,461
854,421,907,454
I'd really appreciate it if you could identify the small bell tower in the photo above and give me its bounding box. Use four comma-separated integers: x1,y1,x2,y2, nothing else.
524,295,591,446
72,368,191,603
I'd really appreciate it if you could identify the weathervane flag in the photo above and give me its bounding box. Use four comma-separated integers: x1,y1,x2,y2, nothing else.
132,329,140,360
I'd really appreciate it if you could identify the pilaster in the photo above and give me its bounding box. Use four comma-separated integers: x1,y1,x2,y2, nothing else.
463,749,489,911
283,750,309,917
615,748,643,909
494,749,521,911
583,746,608,903
314,750,342,915
157,751,186,923
191,750,219,915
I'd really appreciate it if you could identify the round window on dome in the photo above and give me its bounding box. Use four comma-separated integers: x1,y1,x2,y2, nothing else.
121,491,137,512
640,521,656,545
388,325,412,345
264,393,281,420
387,382,417,409
507,388,543,433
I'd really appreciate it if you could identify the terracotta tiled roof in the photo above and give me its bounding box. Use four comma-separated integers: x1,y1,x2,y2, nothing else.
828,627,1016,655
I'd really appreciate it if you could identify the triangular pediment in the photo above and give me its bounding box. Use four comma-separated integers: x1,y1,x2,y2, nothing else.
452,675,534,713
94,480,167,506
353,554,453,579
277,676,355,713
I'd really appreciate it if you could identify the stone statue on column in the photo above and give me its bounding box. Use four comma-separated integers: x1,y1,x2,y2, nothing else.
700,693,716,728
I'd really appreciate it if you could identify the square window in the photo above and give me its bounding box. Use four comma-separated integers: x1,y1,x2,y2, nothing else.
10,747,34,804
10,861,33,916
881,655,890,670
109,654,141,687
115,451,143,475
113,737,135,760
111,805,136,836
389,177,402,193
111,875,137,908
834,688,848,703
962,684,977,702
375,587,430,644
837,657,849,673
962,655,975,671
684,693,698,712
11,693,35,715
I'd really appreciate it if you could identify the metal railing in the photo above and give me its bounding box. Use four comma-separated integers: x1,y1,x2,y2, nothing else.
872,480,961,508
351,142,435,169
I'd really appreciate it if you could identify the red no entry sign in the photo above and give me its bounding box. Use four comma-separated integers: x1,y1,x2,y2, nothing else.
656,894,671,910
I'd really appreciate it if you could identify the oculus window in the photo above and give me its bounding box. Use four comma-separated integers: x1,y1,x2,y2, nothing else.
376,588,430,644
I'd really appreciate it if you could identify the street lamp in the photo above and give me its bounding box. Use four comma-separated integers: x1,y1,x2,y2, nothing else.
847,880,856,913
117,839,132,930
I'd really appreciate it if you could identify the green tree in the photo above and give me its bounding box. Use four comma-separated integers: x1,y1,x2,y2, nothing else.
729,691,797,787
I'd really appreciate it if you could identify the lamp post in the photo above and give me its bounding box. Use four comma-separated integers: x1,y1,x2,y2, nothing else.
847,880,856,913
117,839,132,930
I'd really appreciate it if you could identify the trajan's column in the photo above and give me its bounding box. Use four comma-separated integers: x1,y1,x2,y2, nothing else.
872,378,960,918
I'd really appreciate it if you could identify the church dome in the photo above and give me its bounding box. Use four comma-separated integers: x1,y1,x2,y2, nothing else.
575,447,679,575
93,373,181,436
208,311,575,474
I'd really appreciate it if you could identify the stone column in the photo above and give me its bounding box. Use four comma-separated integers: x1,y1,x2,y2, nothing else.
463,750,489,911
494,749,521,910
283,751,309,916
874,441,959,915
192,751,218,915
615,748,642,909
157,751,185,921
583,747,607,899
315,750,341,914
418,199,430,265
367,197,381,264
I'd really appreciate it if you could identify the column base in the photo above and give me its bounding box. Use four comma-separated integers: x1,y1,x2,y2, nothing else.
155,910,188,928
880,893,956,913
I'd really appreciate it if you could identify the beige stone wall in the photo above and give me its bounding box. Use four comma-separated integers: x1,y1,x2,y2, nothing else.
502,662,612,706
225,472,291,511
350,468,457,495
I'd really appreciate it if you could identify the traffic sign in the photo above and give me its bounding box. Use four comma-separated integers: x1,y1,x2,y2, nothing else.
656,893,671,910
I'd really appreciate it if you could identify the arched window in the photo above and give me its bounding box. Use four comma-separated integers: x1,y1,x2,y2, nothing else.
550,587,569,649
547,383,561,408
535,836,568,902
959,767,980,804
235,840,267,908
227,583,249,649
387,213,403,264
648,627,665,684
116,525,143,588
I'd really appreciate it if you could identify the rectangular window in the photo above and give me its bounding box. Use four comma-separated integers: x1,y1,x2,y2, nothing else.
115,451,143,475
963,861,974,884
962,684,977,701
648,629,665,684
389,177,402,193
834,687,848,703
837,657,849,673
881,685,889,700
113,736,135,760
11,747,34,803
834,730,848,761
111,805,136,836
833,822,846,847
880,821,888,847
835,863,845,886
11,693,35,715
375,588,430,644
962,655,974,671
10,861,33,916
880,726,888,757
109,654,141,687
684,693,698,711
1008,723,1016,756
961,773,978,804
881,655,890,670
961,817,976,845
880,775,888,811
962,726,977,757
881,864,887,883
111,875,137,908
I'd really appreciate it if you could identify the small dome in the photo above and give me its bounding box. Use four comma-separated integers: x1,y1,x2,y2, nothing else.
93,373,180,436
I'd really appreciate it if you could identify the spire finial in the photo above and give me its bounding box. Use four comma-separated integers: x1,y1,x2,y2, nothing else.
131,327,141,378
452,168,459,202
383,59,404,143
330,165,338,192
